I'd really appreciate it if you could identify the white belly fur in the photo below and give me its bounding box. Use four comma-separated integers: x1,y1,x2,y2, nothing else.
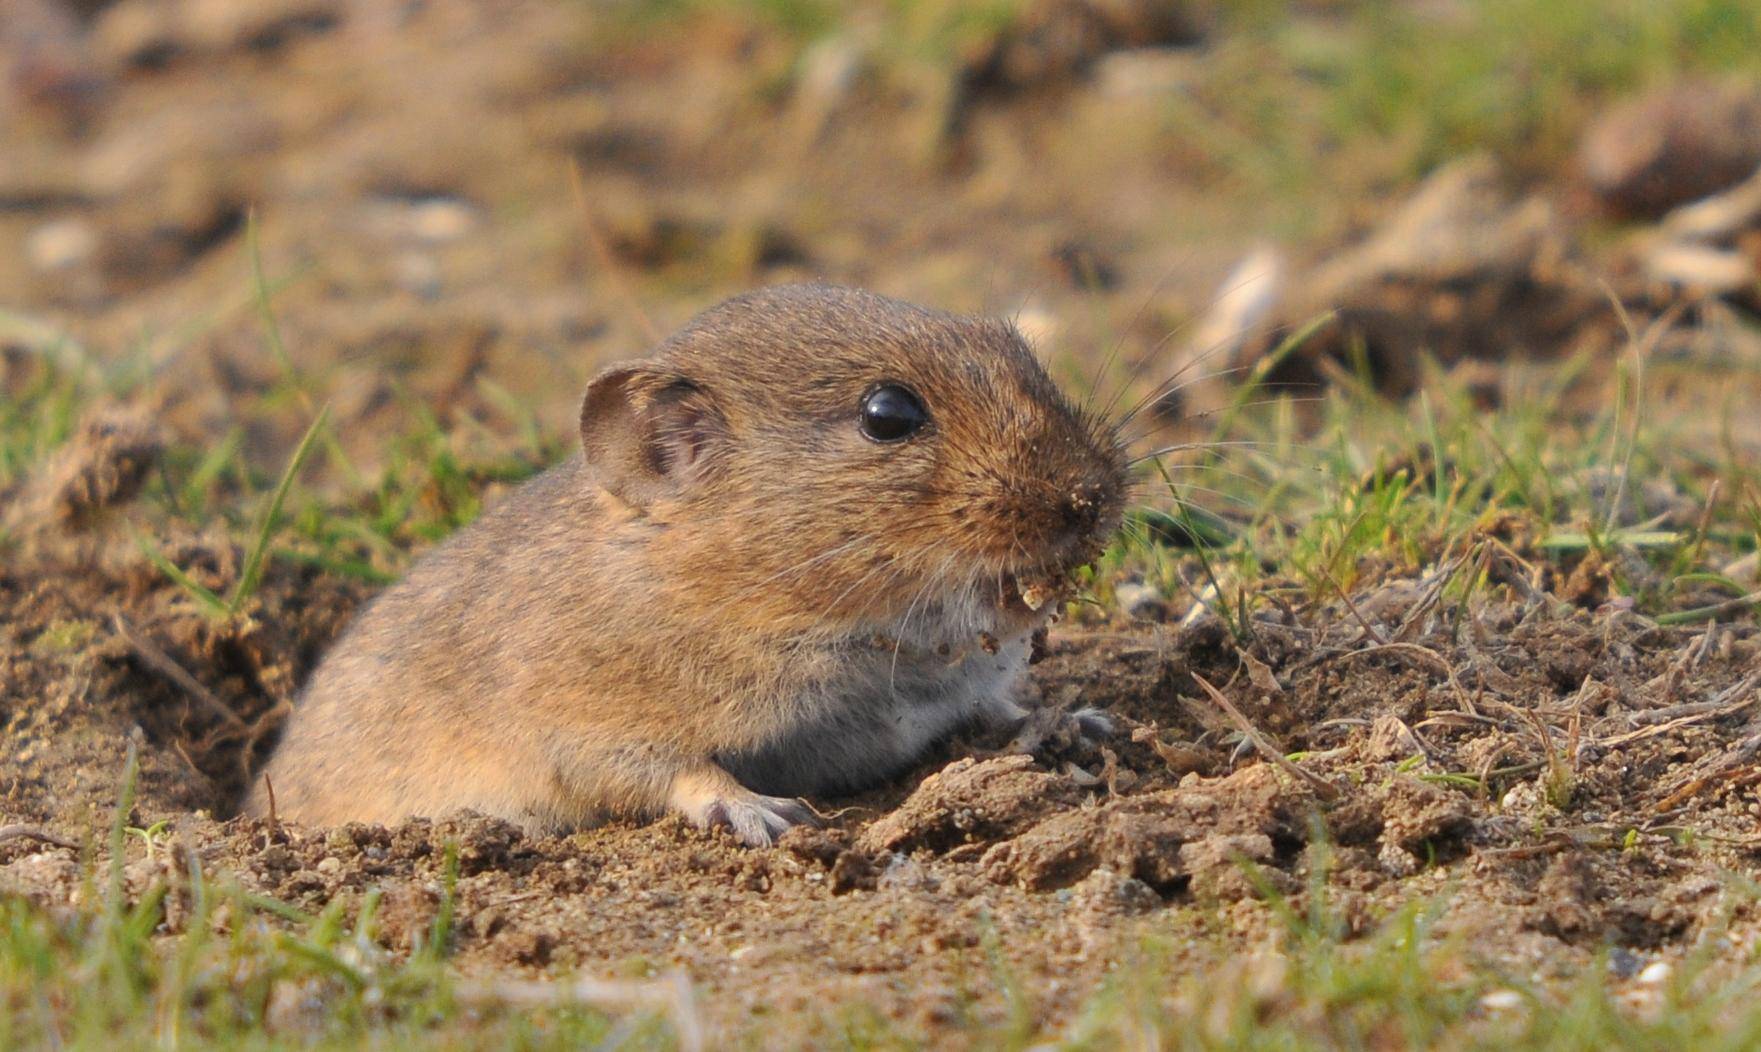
721,631,1032,797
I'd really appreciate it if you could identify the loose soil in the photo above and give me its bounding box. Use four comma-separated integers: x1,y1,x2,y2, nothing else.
4,514,1759,1037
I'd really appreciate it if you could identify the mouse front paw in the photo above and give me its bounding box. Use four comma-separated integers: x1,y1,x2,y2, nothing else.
1004,703,1114,755
699,793,818,847
1068,706,1113,741
668,762,820,847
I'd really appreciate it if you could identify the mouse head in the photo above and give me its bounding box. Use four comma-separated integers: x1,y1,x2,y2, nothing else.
579,284,1126,638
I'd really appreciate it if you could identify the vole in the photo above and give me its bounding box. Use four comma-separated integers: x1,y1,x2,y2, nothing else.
246,284,1127,845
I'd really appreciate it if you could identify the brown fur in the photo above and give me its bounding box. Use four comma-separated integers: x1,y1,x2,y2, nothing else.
247,284,1125,844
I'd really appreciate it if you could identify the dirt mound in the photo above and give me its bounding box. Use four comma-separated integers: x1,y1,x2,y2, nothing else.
0,520,364,827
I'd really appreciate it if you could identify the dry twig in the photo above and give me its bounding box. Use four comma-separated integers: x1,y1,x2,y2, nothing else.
1316,564,1390,646
1321,641,1478,714
1393,551,1468,642
1598,692,1758,749
112,614,246,733
0,824,79,850
1191,673,1339,801
1656,729,1761,811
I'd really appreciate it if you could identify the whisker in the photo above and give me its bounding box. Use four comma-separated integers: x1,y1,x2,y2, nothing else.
1113,360,1262,434
1124,470,1329,519
1127,440,1290,467
1127,481,1267,513
714,535,872,609
1093,260,1282,424
751,536,867,586
1112,330,1280,430
1103,304,1289,430
1082,256,1191,416
1135,394,1328,439
818,556,911,627
1096,316,1209,424
889,553,954,696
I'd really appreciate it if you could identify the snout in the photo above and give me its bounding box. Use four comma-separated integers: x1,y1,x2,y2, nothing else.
1002,478,1117,569
1057,481,1110,539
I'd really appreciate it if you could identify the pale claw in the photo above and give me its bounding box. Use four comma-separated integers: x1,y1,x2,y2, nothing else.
1069,706,1114,741
1005,704,1114,755
700,793,819,847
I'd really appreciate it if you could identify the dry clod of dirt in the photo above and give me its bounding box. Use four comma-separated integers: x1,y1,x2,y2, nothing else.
1639,163,1761,302
963,0,1214,92
3,406,164,537
1176,833,1277,900
1519,849,1704,949
855,754,1087,856
1375,777,1477,856
1163,155,1619,416
1364,714,1426,763
92,0,342,71
1068,867,1162,914
980,764,1313,895
1578,78,1761,218
0,850,82,905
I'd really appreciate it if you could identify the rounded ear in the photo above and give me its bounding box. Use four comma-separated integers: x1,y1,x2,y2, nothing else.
579,363,726,509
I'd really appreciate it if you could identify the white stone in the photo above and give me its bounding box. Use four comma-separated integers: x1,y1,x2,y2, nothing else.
1636,960,1674,986
27,218,97,272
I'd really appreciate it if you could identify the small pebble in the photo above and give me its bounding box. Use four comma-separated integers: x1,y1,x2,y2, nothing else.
1376,840,1419,877
408,197,476,243
26,218,97,272
1114,580,1168,621
394,251,442,299
1636,960,1673,986
1480,989,1524,1012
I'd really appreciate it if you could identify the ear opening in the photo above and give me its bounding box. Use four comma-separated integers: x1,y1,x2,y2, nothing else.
579,363,724,509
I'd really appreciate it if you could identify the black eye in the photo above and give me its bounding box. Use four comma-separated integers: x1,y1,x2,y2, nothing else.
859,383,929,443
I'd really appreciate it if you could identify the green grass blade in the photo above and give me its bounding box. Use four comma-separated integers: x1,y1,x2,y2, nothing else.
106,740,140,919
1207,310,1336,443
1656,590,1761,626
247,213,363,489
134,533,229,618
246,211,299,383
422,841,461,964
228,404,331,614
181,425,244,515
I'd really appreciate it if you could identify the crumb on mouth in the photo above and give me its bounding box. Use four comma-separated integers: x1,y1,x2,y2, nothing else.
998,570,1072,616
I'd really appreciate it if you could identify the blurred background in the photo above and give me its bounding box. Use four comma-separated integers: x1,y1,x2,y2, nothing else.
4,0,1761,472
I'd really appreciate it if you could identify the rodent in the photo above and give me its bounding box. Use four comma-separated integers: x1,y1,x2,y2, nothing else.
245,284,1127,845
